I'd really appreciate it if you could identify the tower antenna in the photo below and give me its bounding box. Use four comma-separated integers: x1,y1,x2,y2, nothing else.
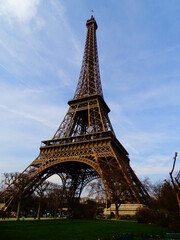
91,10,94,18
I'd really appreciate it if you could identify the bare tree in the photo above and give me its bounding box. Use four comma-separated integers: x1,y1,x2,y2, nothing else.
87,179,106,200
169,152,180,215
35,181,50,220
88,178,131,219
2,172,28,220
141,177,153,196
46,183,65,218
0,174,5,193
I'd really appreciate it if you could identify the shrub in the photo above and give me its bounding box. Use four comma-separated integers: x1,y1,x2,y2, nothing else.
135,207,155,224
136,207,180,230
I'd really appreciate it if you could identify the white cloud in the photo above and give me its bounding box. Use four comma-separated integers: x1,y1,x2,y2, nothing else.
0,0,82,90
132,155,172,176
57,69,72,86
0,0,40,24
0,103,57,127
0,84,67,128
124,131,166,154
0,156,32,172
108,101,133,131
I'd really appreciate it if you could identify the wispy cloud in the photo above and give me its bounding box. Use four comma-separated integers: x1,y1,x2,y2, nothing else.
0,0,82,91
123,131,166,155
108,97,180,182
0,83,68,174
132,154,174,177
0,84,67,128
109,101,133,127
0,103,56,127
116,43,180,68
0,0,40,24
50,0,82,65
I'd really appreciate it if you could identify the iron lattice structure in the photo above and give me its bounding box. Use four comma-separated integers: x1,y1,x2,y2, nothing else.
0,16,149,210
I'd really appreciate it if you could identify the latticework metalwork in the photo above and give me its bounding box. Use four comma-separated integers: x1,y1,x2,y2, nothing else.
0,16,150,211
74,17,103,99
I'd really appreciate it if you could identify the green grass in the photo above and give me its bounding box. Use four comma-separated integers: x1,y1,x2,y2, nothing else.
0,219,168,240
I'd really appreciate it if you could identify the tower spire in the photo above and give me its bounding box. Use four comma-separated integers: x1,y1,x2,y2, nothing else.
74,16,103,99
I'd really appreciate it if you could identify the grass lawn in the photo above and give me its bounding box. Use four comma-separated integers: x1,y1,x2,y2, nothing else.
0,219,168,240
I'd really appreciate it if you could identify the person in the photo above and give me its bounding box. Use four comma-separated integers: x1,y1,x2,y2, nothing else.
34,212,37,219
12,211,16,218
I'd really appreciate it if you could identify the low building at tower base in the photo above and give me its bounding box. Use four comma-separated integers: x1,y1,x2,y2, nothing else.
104,203,144,217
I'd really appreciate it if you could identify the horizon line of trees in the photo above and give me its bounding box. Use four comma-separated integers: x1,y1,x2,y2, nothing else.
0,172,179,230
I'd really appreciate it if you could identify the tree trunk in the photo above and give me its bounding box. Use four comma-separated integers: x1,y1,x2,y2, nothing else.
54,209,57,218
37,201,41,220
176,193,180,216
115,203,119,220
59,208,62,219
16,199,21,220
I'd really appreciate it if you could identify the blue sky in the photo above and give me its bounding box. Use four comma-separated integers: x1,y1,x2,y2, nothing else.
0,0,180,185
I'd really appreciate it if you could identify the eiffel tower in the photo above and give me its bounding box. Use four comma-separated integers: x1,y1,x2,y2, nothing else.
0,15,149,212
